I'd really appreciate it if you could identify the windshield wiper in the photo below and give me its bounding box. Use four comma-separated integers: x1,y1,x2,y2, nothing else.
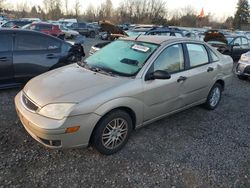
90,66,116,77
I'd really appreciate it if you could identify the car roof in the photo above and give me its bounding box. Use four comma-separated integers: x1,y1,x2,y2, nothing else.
32,22,53,25
122,35,195,45
225,34,246,38
0,28,66,41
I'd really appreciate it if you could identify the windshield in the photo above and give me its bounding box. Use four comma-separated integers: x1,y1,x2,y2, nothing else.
226,37,234,44
126,31,146,37
59,25,68,31
83,40,159,77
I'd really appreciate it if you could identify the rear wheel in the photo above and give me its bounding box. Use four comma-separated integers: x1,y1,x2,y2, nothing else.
204,83,222,110
89,31,95,38
237,75,248,80
91,110,132,155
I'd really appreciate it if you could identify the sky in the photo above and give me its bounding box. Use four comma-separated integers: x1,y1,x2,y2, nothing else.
6,0,239,20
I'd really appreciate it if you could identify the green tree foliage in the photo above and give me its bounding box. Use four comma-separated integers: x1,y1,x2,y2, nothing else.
233,0,250,29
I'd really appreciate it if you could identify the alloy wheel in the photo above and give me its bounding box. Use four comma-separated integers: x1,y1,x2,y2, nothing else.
101,118,128,150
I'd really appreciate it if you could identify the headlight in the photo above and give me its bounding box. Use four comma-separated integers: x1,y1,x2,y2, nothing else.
38,103,75,120
240,54,250,62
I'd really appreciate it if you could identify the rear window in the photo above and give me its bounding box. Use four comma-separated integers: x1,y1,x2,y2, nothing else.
187,43,209,67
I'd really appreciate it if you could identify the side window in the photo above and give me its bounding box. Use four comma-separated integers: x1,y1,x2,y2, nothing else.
39,25,52,30
161,32,171,36
79,23,86,28
233,37,242,45
0,34,12,52
16,34,60,51
47,38,61,50
209,49,219,62
154,44,184,73
187,43,209,67
174,32,183,37
242,37,248,45
3,22,14,28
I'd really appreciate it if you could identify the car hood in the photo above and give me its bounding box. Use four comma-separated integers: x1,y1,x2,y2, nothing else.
100,21,128,36
204,30,228,45
23,64,126,107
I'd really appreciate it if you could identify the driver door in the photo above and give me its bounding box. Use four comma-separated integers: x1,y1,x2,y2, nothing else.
231,37,242,60
143,44,187,121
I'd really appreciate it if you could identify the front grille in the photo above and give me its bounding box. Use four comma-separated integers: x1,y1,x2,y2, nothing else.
22,93,38,112
244,65,250,74
39,137,61,147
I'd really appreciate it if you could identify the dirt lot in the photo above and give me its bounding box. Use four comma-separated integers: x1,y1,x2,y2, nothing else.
0,39,250,187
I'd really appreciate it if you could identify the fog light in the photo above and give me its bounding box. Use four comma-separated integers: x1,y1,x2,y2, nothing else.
65,126,80,133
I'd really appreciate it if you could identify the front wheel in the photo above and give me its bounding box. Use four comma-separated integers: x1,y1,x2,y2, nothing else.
204,83,222,110
91,110,133,155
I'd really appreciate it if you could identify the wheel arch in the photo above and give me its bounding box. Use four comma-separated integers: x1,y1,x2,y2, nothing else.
215,79,225,91
89,106,137,145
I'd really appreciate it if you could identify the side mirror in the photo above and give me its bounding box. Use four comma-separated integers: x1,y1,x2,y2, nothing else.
146,70,171,80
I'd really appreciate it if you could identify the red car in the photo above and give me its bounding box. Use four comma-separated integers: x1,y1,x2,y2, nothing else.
26,22,65,38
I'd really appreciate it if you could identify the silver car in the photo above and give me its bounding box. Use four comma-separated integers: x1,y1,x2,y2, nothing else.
236,51,250,80
15,36,233,155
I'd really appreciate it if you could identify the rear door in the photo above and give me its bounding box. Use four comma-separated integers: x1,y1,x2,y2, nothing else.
13,32,62,80
0,33,13,81
179,43,218,106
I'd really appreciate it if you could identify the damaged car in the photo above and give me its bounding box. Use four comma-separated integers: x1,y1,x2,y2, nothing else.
0,29,85,89
15,36,233,155
204,30,250,61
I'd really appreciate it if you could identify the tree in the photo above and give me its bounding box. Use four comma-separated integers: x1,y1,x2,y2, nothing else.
74,0,81,19
85,4,96,21
16,1,30,18
64,0,69,15
30,6,38,17
0,0,6,11
43,0,63,20
233,0,250,29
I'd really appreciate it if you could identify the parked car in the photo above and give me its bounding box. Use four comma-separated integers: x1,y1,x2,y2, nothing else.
67,22,97,38
0,29,85,89
57,24,79,39
24,22,65,38
90,28,184,55
15,36,233,155
0,20,32,28
235,51,250,80
204,30,250,61
99,21,128,40
145,28,184,37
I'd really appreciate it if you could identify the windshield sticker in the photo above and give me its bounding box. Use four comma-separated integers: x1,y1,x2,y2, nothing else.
131,44,150,53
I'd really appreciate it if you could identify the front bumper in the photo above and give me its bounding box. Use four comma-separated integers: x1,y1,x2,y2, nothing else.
15,91,101,149
235,62,250,77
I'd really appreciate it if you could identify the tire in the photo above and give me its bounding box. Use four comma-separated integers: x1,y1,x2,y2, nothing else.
89,31,95,38
204,83,222,110
237,75,248,80
91,110,133,155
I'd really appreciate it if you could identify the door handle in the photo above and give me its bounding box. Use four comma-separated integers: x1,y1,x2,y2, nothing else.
177,76,187,82
47,54,58,59
0,57,7,61
207,67,214,72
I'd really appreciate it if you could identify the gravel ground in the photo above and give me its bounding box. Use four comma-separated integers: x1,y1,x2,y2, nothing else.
0,39,250,187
